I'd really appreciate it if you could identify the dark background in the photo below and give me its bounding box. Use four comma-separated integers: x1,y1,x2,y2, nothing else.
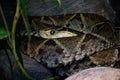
0,0,120,26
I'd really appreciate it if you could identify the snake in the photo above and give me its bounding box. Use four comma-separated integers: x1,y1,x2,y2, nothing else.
21,13,118,67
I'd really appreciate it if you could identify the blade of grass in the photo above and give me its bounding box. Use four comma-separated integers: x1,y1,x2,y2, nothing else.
19,0,31,63
11,0,34,80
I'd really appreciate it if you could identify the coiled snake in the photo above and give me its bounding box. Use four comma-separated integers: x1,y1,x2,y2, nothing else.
21,13,119,67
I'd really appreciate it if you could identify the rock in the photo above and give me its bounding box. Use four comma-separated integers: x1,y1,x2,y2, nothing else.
22,54,53,80
26,0,115,22
65,67,120,80
0,49,53,80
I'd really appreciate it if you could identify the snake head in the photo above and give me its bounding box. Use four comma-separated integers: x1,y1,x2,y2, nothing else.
39,29,78,39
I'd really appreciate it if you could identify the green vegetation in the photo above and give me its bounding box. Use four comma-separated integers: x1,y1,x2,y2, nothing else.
0,0,61,80
0,27,8,39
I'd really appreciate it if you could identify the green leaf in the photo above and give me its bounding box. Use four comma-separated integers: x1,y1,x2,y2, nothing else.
57,0,61,5
0,27,8,39
54,0,61,6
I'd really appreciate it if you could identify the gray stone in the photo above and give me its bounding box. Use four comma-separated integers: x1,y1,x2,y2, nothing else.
0,49,53,80
65,67,120,80
26,0,115,21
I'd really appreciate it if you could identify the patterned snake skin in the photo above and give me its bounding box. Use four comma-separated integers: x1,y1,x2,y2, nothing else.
20,13,119,67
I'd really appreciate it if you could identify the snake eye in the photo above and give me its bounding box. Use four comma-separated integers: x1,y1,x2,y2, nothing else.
50,30,55,35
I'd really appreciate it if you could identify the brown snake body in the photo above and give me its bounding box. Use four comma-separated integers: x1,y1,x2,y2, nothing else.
21,13,119,67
